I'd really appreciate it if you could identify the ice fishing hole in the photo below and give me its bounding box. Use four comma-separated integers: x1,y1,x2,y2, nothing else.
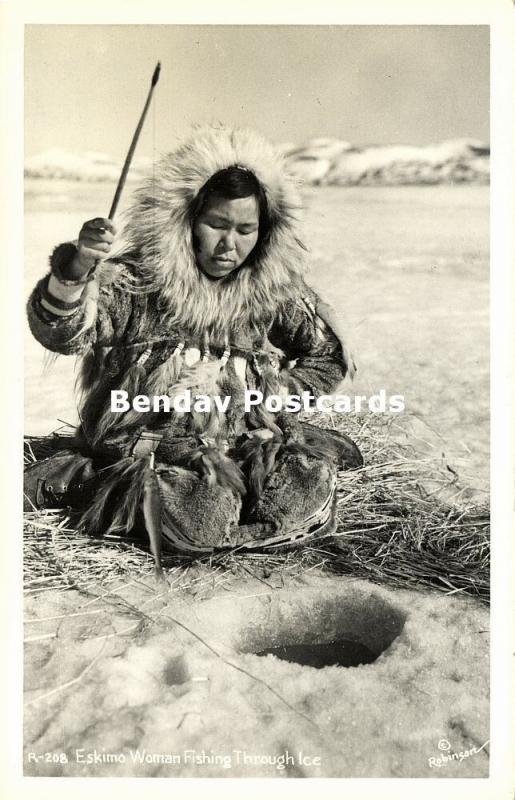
238,588,406,669
255,639,376,668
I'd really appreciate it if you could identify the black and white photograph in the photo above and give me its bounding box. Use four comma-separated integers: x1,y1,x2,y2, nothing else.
3,2,512,793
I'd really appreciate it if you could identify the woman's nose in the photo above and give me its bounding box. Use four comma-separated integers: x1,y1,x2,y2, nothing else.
221,229,235,250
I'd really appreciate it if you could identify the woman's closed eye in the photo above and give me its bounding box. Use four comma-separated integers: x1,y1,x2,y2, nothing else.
207,221,257,236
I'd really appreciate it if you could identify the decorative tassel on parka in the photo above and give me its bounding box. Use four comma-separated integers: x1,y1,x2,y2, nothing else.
247,351,283,436
91,343,182,445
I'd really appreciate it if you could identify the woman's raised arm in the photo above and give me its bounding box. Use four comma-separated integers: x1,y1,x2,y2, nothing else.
27,218,135,356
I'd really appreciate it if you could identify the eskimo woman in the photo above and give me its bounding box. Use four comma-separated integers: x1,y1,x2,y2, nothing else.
26,125,363,566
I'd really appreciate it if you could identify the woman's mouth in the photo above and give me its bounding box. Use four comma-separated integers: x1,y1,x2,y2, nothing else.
213,256,235,264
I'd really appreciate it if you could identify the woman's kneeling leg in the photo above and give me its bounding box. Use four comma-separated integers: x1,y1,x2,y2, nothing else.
156,465,243,552
243,450,337,540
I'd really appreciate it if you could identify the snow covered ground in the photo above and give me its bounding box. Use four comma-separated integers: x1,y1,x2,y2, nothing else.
24,572,489,778
23,178,489,779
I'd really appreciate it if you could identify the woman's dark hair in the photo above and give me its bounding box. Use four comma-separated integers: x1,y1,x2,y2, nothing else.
189,166,272,265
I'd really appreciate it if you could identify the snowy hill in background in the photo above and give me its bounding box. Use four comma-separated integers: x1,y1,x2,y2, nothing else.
25,138,489,185
283,137,489,185
24,149,152,183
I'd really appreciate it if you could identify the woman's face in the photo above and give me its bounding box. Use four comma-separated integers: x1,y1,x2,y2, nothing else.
193,194,260,279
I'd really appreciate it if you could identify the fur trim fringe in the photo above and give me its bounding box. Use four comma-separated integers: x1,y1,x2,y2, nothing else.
186,443,247,496
109,125,308,338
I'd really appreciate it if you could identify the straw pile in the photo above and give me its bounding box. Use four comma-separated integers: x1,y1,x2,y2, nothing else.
23,414,489,602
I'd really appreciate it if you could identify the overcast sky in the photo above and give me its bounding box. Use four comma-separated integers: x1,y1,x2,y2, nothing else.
25,25,489,158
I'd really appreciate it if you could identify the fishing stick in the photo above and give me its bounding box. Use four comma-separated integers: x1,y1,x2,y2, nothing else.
108,61,161,220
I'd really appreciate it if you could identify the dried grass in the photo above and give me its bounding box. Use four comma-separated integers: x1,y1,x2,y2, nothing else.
23,414,489,602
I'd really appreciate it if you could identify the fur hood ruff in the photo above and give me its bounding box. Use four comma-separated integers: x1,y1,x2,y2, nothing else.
111,125,308,339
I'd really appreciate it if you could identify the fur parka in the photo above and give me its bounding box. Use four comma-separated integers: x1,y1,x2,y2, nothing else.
28,125,352,444
27,125,359,556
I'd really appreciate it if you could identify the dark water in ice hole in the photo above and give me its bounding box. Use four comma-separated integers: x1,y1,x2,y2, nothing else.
256,639,377,668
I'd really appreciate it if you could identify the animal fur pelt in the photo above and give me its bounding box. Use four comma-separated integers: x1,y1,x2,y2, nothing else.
184,443,247,496
238,434,283,504
236,418,339,506
77,456,145,535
